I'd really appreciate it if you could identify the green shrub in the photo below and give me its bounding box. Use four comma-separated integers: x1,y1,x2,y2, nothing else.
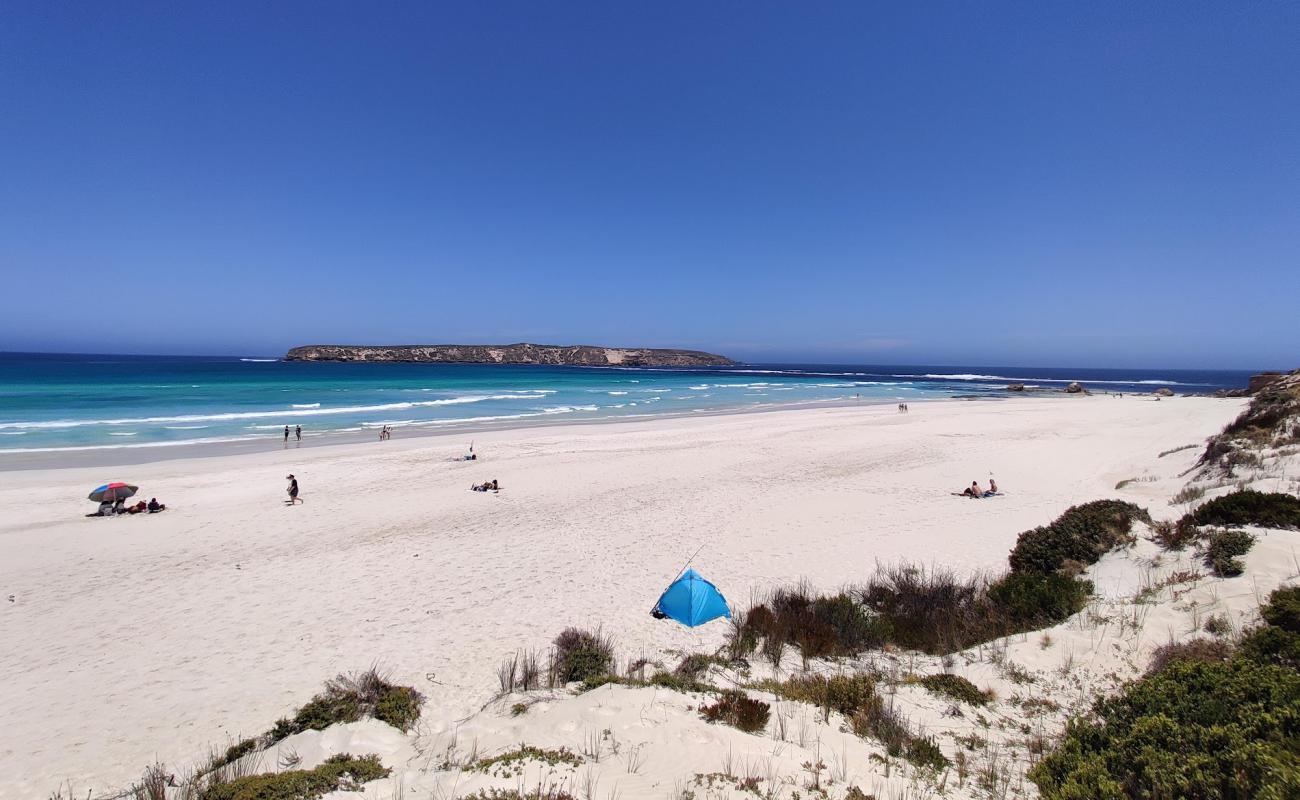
1260,586,1300,633
1190,490,1300,530
1007,500,1150,575
551,627,614,685
200,754,389,800
987,572,1092,627
918,674,991,706
1029,659,1300,799
698,690,770,733
1238,625,1300,671
1239,586,1300,670
270,670,424,739
1200,529,1255,577
646,670,713,694
763,673,877,721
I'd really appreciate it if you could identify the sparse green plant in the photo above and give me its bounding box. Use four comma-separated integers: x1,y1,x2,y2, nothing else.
918,674,992,706
469,746,583,778
1200,528,1255,577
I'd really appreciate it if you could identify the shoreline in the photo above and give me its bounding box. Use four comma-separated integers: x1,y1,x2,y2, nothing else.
0,393,1012,472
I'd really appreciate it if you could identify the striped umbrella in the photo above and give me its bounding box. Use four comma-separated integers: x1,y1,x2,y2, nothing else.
88,482,138,503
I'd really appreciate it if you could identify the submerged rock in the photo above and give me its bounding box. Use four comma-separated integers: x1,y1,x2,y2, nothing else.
1065,381,1085,394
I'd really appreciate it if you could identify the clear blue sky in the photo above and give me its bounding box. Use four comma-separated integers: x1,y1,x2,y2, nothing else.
1,2,1296,368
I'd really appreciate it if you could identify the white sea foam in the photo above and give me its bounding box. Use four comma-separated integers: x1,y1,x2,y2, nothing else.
292,403,322,409
108,432,138,436
239,358,278,362
607,391,628,396
0,393,556,430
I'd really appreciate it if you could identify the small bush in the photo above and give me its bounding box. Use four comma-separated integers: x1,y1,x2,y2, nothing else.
1146,638,1233,675
698,690,770,733
1200,529,1255,577
271,669,424,739
1260,585,1300,633
1150,516,1200,550
1190,490,1300,530
918,674,992,706
551,627,614,685
200,754,389,800
646,670,713,694
986,572,1092,627
1007,500,1150,575
1239,586,1300,670
1169,484,1206,507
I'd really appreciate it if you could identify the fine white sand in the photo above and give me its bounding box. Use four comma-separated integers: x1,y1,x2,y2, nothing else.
0,395,1259,798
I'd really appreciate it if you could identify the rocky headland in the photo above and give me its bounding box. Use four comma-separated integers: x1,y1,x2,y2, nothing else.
283,343,735,367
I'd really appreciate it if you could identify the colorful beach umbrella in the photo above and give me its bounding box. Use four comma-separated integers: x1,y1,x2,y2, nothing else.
651,568,731,628
88,482,138,502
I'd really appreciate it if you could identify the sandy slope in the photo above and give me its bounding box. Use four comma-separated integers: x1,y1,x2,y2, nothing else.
0,395,1246,798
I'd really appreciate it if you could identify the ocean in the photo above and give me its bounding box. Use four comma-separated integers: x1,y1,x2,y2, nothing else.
0,353,1252,459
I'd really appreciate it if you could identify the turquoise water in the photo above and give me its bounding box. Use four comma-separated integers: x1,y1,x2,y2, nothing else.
0,353,1249,457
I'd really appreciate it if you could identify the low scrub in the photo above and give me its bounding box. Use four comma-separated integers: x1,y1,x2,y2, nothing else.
270,669,423,739
1190,490,1300,530
550,627,614,685
698,690,770,733
1149,517,1200,550
742,586,884,662
1199,529,1255,577
469,746,583,778
755,673,878,722
917,674,992,706
1007,500,1150,575
200,754,389,800
1033,587,1300,799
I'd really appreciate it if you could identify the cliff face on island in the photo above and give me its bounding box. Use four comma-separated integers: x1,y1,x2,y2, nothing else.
283,343,736,367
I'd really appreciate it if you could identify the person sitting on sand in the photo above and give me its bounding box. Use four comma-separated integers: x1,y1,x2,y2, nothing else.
126,500,147,514
113,497,126,514
97,500,114,516
961,481,982,498
147,498,166,513
985,478,999,497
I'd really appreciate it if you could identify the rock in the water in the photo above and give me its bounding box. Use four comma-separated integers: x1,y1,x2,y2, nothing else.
1065,381,1084,394
1154,387,1175,397
1006,383,1026,391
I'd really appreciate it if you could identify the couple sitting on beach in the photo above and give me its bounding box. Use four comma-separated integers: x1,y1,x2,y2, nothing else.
471,479,500,492
960,479,999,499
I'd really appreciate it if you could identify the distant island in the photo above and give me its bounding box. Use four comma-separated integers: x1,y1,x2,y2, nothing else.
283,343,736,367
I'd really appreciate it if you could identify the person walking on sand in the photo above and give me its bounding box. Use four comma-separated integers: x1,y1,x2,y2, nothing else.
283,425,290,443
286,474,302,505
295,424,302,442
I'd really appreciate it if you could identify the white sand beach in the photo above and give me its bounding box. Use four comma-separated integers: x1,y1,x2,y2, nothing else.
0,395,1275,798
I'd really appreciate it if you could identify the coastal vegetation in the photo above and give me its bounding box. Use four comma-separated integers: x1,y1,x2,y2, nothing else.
732,500,1148,659
198,754,389,800
207,669,421,774
1031,586,1300,799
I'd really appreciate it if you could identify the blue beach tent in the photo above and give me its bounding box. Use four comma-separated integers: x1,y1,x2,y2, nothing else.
652,568,731,628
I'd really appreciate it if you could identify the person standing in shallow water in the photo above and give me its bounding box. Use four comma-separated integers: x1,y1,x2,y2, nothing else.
283,425,289,443
295,425,301,442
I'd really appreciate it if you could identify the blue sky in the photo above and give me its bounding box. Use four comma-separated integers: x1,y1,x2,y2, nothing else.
1,2,1296,368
